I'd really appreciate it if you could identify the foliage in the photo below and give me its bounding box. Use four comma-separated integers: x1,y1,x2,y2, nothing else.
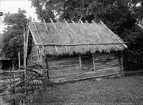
1,9,29,60
30,0,143,64
0,33,2,49
29,0,56,22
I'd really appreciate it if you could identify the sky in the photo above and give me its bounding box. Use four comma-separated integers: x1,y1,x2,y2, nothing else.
0,0,38,33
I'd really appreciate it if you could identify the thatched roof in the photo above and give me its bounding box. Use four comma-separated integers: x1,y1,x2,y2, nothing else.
28,21,127,55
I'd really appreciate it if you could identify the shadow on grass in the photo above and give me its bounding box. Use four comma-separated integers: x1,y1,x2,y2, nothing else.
125,70,143,76
124,61,143,77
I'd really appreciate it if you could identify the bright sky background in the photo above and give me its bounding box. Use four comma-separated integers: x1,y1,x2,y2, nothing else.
0,0,38,33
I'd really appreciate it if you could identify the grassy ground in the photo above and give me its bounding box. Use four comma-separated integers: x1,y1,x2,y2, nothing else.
28,74,143,105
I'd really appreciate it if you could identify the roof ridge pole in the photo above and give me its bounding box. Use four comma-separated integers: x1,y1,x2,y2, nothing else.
91,20,104,51
57,19,68,52
36,43,124,46
99,21,127,48
49,18,61,53
71,20,78,27
78,19,81,23
80,19,84,24
28,25,38,45
33,22,45,57
43,19,49,32
56,19,65,30
78,19,84,24
71,20,85,35
57,19,73,44
99,21,122,42
98,20,124,50
85,20,89,24
33,22,43,45
64,19,77,37
49,18,61,35
78,19,87,29
79,19,92,43
78,19,88,30
49,18,58,30
63,19,75,44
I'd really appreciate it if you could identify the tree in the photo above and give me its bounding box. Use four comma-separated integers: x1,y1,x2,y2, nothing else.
0,12,3,16
30,0,56,22
1,9,29,60
30,0,143,64
29,0,143,22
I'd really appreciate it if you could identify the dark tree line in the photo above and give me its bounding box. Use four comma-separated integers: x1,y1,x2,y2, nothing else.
1,0,143,65
1,9,29,60
30,0,143,64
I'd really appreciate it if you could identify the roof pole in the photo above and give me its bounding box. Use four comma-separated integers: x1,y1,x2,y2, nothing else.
23,27,27,95
64,19,77,37
43,19,49,32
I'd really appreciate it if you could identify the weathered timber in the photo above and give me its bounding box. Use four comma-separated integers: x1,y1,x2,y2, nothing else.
79,55,82,71
81,55,93,71
26,21,126,83
92,53,95,71
48,56,80,78
47,53,122,82
36,43,126,46
50,67,121,83
28,40,39,63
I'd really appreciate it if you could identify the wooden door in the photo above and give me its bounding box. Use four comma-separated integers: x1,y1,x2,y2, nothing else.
81,55,93,72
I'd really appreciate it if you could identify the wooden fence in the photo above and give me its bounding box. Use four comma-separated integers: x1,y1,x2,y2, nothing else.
0,67,44,105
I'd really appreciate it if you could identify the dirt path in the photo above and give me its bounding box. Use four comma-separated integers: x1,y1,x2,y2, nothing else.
29,76,143,105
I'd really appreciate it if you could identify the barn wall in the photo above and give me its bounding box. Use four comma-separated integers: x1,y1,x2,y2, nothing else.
27,39,40,66
48,53,123,83
48,56,80,78
94,53,121,71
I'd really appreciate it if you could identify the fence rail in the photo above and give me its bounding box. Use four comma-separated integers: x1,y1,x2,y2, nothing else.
0,68,45,105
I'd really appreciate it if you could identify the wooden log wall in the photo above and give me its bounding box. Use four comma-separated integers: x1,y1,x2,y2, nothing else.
48,56,80,78
81,55,93,71
93,53,121,71
48,53,122,83
27,39,123,83
27,40,40,66
80,53,121,72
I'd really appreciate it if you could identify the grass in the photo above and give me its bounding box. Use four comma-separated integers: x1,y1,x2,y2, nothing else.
28,74,143,105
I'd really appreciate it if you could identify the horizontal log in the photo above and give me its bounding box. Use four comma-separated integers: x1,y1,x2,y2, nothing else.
50,66,120,78
0,70,24,74
36,43,126,46
48,57,78,62
49,61,79,67
49,69,80,77
48,53,121,78
48,57,79,70
49,64,79,70
50,67,121,83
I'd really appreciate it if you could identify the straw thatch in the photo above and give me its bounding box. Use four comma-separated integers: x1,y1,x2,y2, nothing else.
28,21,127,55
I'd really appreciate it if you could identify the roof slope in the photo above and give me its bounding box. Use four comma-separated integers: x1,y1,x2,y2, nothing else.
28,21,127,55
